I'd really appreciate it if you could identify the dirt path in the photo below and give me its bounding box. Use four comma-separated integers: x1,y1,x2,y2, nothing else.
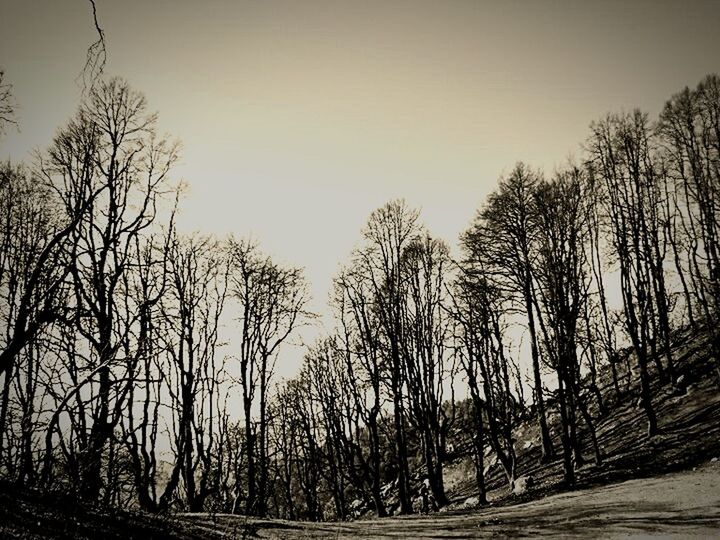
180,462,720,538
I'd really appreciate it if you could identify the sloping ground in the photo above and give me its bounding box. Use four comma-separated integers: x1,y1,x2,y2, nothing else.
4,461,718,539
178,462,720,538
444,324,720,509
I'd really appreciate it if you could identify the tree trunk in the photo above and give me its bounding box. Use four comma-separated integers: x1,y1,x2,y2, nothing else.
470,400,487,505
524,286,554,462
392,376,412,515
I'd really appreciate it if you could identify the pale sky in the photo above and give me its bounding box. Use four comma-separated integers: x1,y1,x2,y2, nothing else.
2,0,719,379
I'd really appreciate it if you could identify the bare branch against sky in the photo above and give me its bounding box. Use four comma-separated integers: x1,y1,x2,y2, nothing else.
79,0,107,91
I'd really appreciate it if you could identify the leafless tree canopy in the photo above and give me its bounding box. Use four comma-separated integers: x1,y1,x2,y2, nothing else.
1,60,719,522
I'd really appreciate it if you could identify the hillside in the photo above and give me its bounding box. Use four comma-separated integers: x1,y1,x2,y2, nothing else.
442,323,720,510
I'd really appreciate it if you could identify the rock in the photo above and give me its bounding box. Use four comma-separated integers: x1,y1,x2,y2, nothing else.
711,457,718,463
523,439,533,450
462,495,480,509
512,475,534,496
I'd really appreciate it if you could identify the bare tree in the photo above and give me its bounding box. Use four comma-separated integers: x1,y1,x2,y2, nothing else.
42,77,177,500
150,233,228,511
267,381,300,519
450,267,520,497
658,75,720,380
462,163,555,462
227,237,309,517
333,267,389,517
0,163,99,380
588,111,666,436
286,372,325,521
0,162,99,489
532,168,602,485
303,338,357,520
356,199,420,514
584,164,623,400
119,234,167,511
400,233,452,507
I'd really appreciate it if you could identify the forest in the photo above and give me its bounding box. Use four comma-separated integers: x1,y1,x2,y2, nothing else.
0,62,719,525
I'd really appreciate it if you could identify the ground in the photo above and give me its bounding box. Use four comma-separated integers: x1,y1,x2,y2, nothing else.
3,461,719,538
178,461,720,538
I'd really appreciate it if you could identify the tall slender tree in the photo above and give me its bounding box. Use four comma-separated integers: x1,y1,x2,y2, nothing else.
227,238,308,517
462,164,555,462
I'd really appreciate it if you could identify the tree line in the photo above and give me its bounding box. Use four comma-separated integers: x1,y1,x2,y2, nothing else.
0,73,718,520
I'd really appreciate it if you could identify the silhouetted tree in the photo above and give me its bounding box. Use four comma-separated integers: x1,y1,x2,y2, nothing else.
43,78,177,500
588,111,666,436
227,238,308,517
156,234,228,511
658,75,720,381
532,168,602,484
450,267,519,497
462,163,555,462
333,268,389,517
400,233,452,507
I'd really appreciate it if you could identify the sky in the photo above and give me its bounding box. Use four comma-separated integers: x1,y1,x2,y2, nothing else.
1,0,719,380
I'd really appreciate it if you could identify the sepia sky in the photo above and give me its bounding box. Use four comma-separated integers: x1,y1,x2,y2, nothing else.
2,0,720,378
